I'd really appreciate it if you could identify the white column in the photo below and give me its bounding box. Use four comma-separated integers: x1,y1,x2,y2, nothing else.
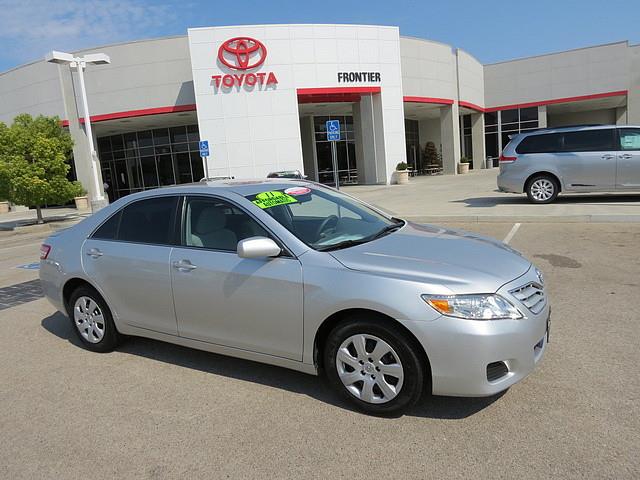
440,103,461,175
471,113,486,170
538,105,548,128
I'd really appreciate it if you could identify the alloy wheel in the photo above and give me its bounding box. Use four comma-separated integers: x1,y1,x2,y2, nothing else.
530,178,555,201
335,334,404,404
73,296,105,344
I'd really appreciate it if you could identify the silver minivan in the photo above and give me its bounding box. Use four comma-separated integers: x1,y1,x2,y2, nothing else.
497,125,640,203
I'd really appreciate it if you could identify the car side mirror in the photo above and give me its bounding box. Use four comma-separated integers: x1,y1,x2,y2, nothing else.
237,236,281,259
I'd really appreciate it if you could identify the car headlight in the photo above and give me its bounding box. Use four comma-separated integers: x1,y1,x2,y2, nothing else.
421,294,523,320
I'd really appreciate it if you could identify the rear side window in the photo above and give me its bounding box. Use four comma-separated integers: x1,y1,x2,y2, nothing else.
515,133,563,154
92,196,179,245
561,129,614,152
619,128,640,150
92,211,121,240
118,196,179,244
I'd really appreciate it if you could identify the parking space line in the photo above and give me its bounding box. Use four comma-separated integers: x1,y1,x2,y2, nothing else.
503,223,521,245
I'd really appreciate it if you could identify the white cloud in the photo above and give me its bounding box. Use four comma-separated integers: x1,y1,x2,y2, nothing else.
0,0,176,69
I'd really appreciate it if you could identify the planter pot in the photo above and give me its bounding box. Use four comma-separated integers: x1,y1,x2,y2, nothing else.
0,201,9,214
74,196,90,211
394,170,409,185
457,163,470,174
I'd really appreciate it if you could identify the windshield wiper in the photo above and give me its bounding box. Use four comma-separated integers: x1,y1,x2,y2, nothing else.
316,238,370,252
367,220,405,240
316,220,404,252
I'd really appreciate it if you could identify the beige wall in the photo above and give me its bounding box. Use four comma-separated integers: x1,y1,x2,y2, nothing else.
484,42,629,108
400,38,458,100
547,108,617,127
457,49,484,107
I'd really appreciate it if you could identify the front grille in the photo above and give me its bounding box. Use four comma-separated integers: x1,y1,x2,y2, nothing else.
487,361,509,382
510,282,546,314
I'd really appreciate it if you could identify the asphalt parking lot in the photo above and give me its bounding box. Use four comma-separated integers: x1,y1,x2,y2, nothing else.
0,222,638,479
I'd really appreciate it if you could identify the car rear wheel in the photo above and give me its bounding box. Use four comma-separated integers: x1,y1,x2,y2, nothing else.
324,317,424,415
68,285,122,353
526,175,559,204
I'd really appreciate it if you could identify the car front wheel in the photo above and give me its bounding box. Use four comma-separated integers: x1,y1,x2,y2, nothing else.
324,317,425,415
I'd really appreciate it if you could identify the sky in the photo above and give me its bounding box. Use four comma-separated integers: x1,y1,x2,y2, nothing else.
0,0,639,72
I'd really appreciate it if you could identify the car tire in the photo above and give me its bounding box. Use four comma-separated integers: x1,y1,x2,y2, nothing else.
526,174,559,204
67,285,122,353
324,317,425,416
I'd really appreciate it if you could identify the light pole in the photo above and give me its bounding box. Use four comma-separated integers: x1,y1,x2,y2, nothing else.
45,50,111,209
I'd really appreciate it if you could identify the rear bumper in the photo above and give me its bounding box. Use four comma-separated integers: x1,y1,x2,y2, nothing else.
497,170,524,193
39,259,66,313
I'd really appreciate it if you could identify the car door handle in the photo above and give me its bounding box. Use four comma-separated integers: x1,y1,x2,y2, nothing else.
86,248,103,258
619,153,633,160
601,154,615,160
172,260,197,271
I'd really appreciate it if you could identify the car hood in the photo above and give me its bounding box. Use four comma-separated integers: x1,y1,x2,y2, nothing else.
329,222,531,294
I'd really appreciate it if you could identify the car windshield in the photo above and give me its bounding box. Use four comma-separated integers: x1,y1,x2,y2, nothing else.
244,186,403,251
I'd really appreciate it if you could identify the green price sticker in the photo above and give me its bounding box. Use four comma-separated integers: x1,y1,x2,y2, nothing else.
252,191,298,209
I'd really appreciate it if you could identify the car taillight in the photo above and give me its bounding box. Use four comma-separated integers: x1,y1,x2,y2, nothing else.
499,154,517,164
40,244,51,260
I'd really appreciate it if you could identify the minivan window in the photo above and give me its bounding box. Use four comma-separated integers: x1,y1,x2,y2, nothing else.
619,128,640,150
515,133,563,154
118,196,179,245
560,129,614,152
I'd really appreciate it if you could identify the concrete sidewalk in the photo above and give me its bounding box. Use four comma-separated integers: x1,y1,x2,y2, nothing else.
0,207,90,232
343,169,640,222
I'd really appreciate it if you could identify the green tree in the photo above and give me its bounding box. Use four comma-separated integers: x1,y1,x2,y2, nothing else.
0,114,83,223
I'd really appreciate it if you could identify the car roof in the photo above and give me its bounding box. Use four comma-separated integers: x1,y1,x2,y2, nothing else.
521,124,640,137
126,178,318,199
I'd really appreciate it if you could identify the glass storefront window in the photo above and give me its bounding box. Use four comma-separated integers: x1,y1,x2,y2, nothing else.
313,115,357,185
98,124,202,201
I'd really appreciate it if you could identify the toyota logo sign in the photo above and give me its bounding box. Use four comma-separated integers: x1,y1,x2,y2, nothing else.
218,37,267,70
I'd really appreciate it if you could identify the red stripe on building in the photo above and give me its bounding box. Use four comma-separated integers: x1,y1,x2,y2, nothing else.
484,90,627,112
458,100,486,112
403,96,454,105
61,104,197,126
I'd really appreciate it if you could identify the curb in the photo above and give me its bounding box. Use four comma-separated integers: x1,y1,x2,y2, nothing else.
402,214,640,223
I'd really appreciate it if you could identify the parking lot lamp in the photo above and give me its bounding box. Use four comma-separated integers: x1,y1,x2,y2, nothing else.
45,50,111,209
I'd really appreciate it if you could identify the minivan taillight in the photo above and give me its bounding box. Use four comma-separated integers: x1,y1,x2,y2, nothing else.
40,244,51,260
499,154,517,164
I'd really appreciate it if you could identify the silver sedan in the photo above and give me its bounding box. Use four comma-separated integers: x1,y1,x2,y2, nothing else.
40,180,549,415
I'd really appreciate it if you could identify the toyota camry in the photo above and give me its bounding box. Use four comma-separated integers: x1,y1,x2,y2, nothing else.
40,180,549,415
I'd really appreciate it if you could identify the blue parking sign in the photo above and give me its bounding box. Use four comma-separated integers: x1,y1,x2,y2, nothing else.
326,120,340,141
199,140,210,157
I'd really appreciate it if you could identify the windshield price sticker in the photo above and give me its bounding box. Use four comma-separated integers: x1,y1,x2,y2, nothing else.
252,191,298,209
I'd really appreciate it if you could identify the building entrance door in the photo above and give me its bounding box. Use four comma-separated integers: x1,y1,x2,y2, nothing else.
313,115,358,185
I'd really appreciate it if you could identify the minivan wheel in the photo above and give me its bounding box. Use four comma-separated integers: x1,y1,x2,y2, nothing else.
526,175,559,204
67,285,122,353
324,318,424,416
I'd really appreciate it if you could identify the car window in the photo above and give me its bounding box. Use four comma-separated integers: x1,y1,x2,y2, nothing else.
619,129,640,151
560,129,615,152
118,196,179,245
184,196,269,251
244,186,397,250
515,133,563,154
92,211,121,240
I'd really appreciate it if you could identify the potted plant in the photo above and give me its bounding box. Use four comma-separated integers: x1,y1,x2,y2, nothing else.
394,162,409,185
458,157,470,174
74,188,90,211
0,198,9,214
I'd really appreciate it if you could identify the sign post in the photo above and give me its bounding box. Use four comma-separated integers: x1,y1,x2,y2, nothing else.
326,120,341,189
199,140,210,180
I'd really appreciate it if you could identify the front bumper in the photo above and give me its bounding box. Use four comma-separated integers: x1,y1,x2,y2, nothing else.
400,269,549,397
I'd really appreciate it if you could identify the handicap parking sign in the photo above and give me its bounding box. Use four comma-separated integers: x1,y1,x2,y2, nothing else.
326,120,341,141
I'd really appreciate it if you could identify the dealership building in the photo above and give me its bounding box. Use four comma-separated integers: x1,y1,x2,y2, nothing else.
1,24,639,202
